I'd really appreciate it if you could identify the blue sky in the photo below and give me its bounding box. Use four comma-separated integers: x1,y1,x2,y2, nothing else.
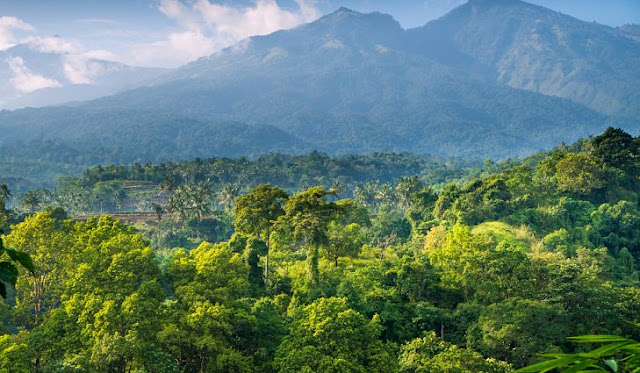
1,0,639,67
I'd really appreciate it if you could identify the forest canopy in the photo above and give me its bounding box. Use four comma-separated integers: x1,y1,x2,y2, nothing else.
0,127,638,372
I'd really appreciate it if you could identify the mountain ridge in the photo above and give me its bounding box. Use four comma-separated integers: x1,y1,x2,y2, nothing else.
0,1,638,167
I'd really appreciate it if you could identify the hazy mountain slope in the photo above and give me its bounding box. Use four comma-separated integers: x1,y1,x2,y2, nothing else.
0,2,638,165
408,0,640,118
81,7,621,158
0,107,309,164
0,43,166,109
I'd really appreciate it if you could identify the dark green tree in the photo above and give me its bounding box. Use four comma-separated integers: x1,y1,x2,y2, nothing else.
234,185,288,284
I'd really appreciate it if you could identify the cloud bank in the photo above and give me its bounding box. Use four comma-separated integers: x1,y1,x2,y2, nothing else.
7,56,62,93
132,0,320,67
1,19,122,94
0,16,34,50
1,0,322,95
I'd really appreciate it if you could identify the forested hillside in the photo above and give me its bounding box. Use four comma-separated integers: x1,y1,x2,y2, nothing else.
1,0,639,167
0,128,638,372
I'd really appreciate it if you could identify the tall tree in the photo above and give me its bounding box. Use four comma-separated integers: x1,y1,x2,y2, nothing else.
234,184,288,284
4,212,72,326
0,183,11,213
276,187,342,288
218,183,241,213
395,175,424,210
0,232,34,299
275,297,397,372
19,191,42,214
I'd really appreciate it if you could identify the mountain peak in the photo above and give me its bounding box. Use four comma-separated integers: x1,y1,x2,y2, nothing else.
448,0,545,16
465,0,526,7
317,7,401,29
335,6,358,14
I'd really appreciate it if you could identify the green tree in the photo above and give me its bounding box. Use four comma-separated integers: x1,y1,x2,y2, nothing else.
4,212,73,326
276,187,343,288
42,216,167,372
395,175,424,210
0,233,34,299
19,191,42,214
590,200,640,258
234,185,288,285
399,331,512,373
427,224,531,301
275,297,397,373
325,222,364,267
0,334,32,373
0,183,11,213
555,153,607,197
466,298,568,368
591,127,638,175
218,183,241,212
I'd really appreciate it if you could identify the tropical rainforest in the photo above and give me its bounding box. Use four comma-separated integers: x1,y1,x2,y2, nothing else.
0,127,638,372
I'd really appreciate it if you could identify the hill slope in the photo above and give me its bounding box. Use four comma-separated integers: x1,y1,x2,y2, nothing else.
0,1,638,165
408,0,640,118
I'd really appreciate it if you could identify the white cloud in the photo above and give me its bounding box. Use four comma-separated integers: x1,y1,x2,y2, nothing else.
133,0,320,67
7,56,62,93
63,55,106,84
63,50,121,84
23,35,80,54
159,0,201,31
195,0,319,43
1,1,322,71
0,16,34,50
82,49,119,61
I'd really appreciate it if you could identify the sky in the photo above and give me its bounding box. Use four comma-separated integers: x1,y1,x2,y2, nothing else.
1,0,639,68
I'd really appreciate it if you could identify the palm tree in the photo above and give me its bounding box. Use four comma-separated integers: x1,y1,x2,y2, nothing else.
395,175,424,209
329,180,346,198
218,184,241,213
168,188,189,221
20,191,42,214
375,182,394,205
159,176,176,192
152,203,165,223
191,180,214,221
0,183,11,213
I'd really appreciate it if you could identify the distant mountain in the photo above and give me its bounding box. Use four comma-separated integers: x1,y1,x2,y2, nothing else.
408,0,640,118
0,1,638,166
0,42,166,109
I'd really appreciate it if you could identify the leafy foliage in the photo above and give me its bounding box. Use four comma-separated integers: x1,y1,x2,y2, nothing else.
0,128,637,371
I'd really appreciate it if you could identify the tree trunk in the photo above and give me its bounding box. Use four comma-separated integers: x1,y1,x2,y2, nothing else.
306,243,320,287
264,231,270,285
34,275,43,326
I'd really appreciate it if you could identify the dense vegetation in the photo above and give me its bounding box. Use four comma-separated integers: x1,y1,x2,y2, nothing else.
0,148,479,200
0,127,638,372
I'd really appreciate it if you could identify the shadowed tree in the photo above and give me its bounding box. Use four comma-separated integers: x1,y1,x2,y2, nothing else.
0,183,11,213
20,191,42,214
276,187,343,288
234,184,288,285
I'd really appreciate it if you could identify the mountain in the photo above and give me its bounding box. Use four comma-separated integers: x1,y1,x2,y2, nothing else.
0,42,166,109
0,1,638,168
407,0,640,118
